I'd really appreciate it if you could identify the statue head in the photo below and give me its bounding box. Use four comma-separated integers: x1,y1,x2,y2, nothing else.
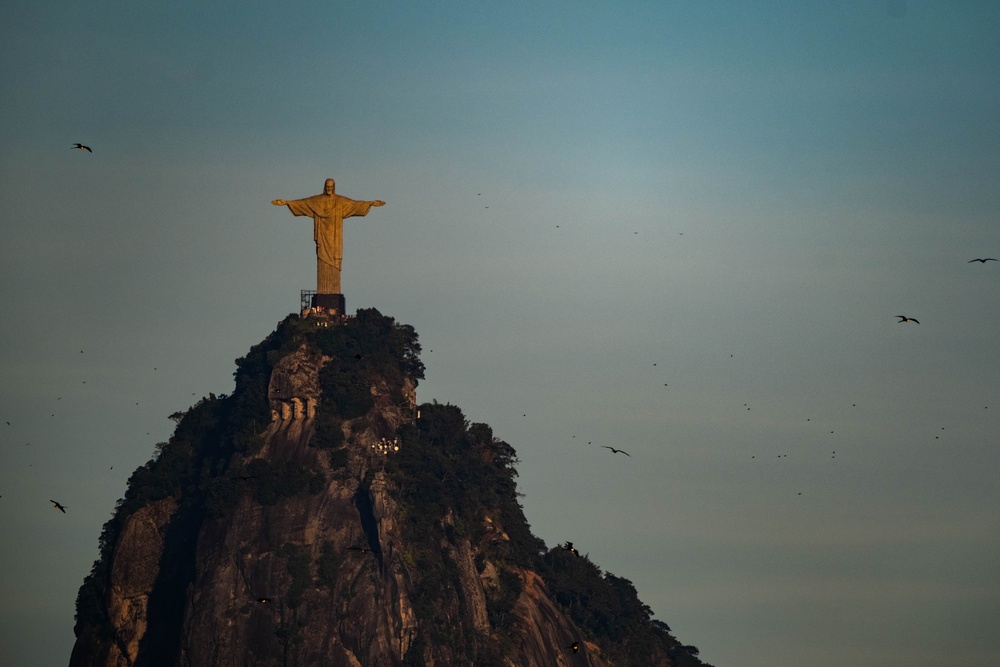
323,178,336,196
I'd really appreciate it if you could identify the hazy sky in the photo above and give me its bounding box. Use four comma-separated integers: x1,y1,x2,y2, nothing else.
2,2,999,665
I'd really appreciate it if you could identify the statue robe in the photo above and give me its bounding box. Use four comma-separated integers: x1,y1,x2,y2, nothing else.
284,194,374,294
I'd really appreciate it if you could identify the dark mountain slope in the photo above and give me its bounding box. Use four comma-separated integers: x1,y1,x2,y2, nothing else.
70,308,712,667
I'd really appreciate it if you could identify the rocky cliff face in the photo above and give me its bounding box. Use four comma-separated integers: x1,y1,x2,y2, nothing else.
70,309,711,667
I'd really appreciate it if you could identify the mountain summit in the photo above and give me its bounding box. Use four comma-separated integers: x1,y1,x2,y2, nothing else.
69,308,711,667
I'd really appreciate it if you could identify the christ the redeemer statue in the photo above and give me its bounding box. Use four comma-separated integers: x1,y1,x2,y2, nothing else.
272,178,385,297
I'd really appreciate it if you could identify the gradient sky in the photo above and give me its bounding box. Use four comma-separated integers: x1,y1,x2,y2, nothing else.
2,2,1000,665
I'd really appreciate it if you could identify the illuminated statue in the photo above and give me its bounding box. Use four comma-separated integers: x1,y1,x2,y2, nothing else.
272,178,385,295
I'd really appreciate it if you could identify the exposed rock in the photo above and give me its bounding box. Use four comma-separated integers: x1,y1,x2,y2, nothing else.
108,497,179,665
511,570,610,667
267,342,326,434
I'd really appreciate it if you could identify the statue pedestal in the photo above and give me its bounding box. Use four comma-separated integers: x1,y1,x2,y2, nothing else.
311,293,346,314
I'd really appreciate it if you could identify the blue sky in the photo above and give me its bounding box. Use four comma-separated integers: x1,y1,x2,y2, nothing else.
2,2,1000,665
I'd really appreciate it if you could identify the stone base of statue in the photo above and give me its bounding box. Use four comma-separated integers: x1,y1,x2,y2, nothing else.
312,293,346,314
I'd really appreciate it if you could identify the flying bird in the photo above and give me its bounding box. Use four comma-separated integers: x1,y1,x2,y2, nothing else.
896,315,920,324
347,545,378,554
566,641,581,653
968,258,997,263
560,542,580,557
50,500,67,513
601,446,631,456
71,143,92,152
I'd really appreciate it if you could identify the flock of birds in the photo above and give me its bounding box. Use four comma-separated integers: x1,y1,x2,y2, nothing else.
11,361,188,515
491,225,1000,615
494,245,997,658
513,249,997,478
3,287,202,516
475,174,1000,533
